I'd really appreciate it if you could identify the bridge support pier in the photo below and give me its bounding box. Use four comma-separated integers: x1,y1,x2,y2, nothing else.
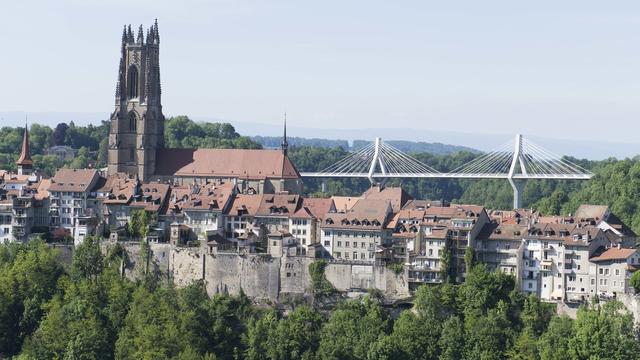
508,178,526,209
321,180,327,193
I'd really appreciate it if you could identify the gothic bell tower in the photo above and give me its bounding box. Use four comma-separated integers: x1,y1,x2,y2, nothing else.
108,20,164,181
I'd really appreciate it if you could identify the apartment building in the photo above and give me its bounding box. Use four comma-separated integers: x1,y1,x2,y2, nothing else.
589,247,640,298
288,197,335,253
320,198,393,262
165,182,234,243
49,169,100,244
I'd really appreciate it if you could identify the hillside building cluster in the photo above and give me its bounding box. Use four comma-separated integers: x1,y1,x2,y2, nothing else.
1,22,638,305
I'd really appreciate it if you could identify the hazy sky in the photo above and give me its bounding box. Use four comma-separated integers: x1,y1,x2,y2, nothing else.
1,1,639,143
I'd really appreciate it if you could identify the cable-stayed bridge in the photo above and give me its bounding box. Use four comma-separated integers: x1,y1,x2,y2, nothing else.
300,135,593,209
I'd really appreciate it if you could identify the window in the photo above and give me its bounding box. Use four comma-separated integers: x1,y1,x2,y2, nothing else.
353,252,358,260
336,252,341,258
528,282,532,289
605,269,609,275
337,241,342,247
127,65,139,99
591,279,595,285
324,241,330,246
599,268,603,275
615,269,620,276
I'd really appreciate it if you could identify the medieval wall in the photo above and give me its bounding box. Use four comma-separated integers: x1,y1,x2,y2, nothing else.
108,242,411,303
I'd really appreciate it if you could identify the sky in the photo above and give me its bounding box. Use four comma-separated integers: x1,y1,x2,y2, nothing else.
1,0,639,150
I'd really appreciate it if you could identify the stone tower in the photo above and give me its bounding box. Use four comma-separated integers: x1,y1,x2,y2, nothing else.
108,20,164,181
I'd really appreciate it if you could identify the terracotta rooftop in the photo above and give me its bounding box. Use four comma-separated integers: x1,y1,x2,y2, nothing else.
297,197,335,220
168,182,234,213
331,196,361,212
590,248,637,262
154,148,300,180
129,182,171,213
49,169,99,193
574,205,609,221
256,194,302,217
322,199,392,230
363,186,411,212
225,193,263,217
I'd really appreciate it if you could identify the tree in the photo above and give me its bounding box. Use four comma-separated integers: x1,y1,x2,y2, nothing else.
128,209,149,239
0,240,63,356
318,297,388,360
71,235,104,281
568,301,640,360
438,316,464,360
538,315,573,360
630,270,640,293
52,123,69,146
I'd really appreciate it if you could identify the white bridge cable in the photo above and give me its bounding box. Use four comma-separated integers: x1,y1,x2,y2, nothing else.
521,138,592,176
304,135,593,180
378,142,439,174
449,140,514,175
316,143,376,175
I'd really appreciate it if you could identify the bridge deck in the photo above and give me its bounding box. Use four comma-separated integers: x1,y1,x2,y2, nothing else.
300,172,593,180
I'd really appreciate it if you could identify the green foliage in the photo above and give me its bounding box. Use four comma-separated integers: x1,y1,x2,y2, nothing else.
165,116,261,150
0,240,63,356
3,236,640,360
71,235,104,281
308,260,335,297
630,271,640,292
318,296,388,360
386,262,404,275
128,209,149,239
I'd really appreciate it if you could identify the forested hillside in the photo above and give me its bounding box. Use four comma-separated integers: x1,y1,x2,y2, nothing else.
0,116,260,176
1,239,638,359
252,136,475,155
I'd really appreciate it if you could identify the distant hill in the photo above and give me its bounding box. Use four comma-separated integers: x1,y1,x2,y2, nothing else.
251,136,478,155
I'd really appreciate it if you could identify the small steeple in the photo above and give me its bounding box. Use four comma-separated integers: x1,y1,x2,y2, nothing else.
121,25,127,45
127,25,134,43
154,18,160,44
281,112,288,156
16,119,33,176
137,24,144,44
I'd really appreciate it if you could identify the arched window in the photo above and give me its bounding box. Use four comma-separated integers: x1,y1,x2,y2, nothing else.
128,112,137,132
127,65,139,99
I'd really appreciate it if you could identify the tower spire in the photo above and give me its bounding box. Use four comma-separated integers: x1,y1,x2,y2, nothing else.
281,112,288,156
16,118,33,176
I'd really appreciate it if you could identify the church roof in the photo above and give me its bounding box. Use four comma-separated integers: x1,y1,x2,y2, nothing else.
16,126,32,166
154,148,300,180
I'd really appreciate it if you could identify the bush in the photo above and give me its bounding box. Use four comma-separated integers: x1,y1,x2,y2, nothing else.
309,260,335,297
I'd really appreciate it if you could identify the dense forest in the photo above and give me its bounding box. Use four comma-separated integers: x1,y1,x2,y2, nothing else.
3,117,640,233
1,238,638,359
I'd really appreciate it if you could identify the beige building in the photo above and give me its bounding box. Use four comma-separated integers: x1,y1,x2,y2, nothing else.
320,198,394,262
589,247,640,298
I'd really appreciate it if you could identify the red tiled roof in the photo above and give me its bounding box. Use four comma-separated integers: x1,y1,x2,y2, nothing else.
225,194,263,217
590,248,637,262
256,194,301,217
154,148,300,180
50,169,99,193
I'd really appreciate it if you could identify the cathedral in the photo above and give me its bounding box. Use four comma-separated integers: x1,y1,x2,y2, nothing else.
107,21,302,194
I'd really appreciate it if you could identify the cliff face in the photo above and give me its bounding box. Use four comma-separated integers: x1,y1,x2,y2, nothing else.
108,242,410,303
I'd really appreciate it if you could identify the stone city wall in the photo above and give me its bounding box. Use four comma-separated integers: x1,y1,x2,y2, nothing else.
101,242,411,303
